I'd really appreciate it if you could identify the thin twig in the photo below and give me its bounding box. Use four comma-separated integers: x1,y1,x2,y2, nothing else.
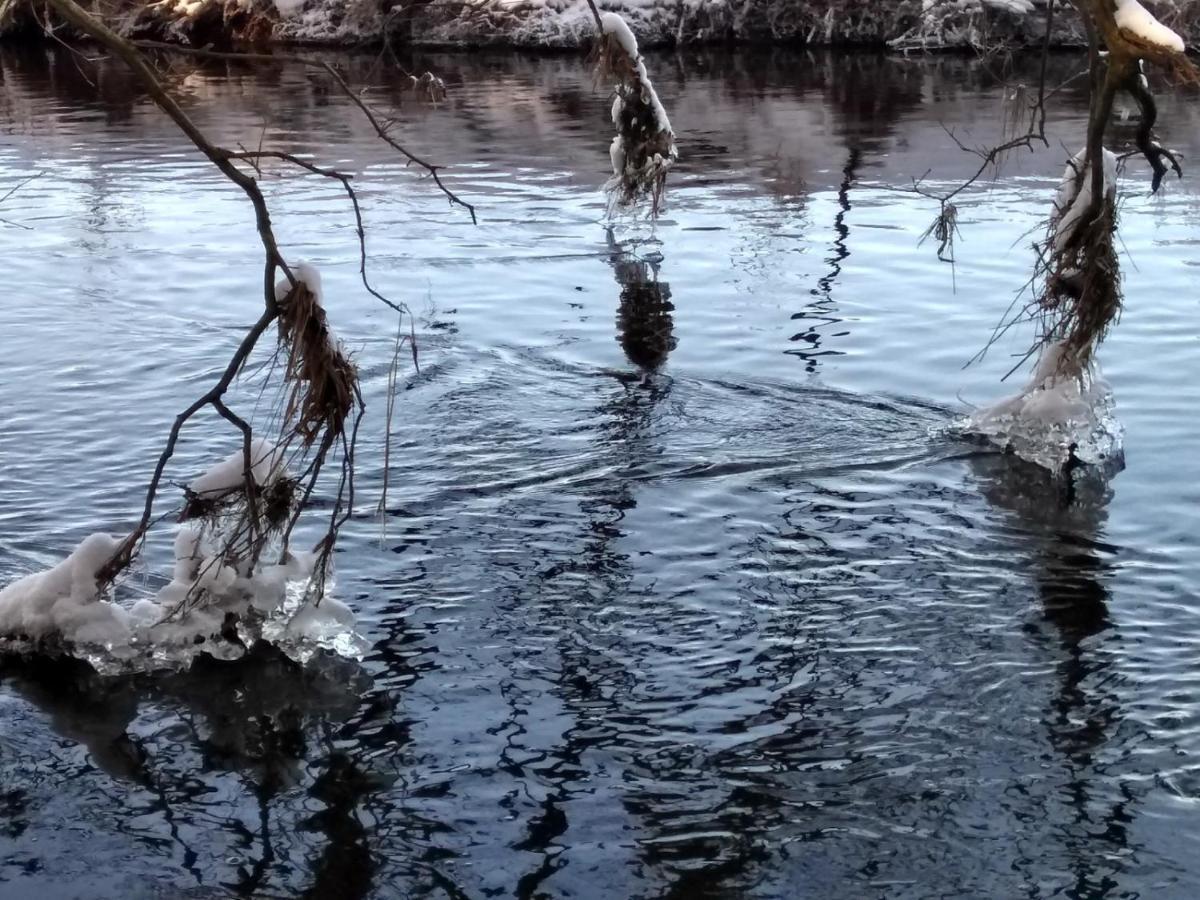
133,41,477,224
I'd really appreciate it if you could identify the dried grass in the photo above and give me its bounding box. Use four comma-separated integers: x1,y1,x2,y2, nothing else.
920,201,961,263
275,280,357,447
1039,201,1121,370
593,28,676,216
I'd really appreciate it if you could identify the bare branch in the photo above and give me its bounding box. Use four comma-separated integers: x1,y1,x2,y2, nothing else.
132,40,478,224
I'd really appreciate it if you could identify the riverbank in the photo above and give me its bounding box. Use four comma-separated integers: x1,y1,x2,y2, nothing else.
7,0,1184,52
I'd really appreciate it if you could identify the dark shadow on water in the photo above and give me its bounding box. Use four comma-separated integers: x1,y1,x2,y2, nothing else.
498,232,678,898
0,643,395,899
608,228,677,375
971,452,1130,898
787,144,858,372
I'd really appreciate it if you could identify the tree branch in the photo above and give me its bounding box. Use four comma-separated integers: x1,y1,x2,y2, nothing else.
132,40,478,224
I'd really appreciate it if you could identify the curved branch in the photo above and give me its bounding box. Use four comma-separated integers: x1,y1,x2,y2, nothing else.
1126,65,1183,192
98,308,279,583
228,150,410,316
44,0,291,307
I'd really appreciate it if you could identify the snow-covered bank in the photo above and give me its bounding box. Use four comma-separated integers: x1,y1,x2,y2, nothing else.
281,0,1078,49
16,0,1199,50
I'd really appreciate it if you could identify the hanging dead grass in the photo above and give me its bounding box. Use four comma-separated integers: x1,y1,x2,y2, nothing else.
275,278,357,447
1039,200,1121,371
591,14,677,216
920,201,961,263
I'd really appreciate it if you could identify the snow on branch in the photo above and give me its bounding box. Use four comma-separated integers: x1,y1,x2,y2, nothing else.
1114,0,1185,54
592,9,678,216
0,0,454,666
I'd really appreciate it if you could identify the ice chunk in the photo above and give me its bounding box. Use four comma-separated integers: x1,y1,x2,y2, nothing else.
963,342,1123,471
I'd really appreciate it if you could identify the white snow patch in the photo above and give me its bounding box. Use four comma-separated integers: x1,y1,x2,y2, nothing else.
0,533,131,647
1115,0,1185,53
189,438,285,499
2,437,362,669
602,12,675,136
274,260,324,304
609,135,627,177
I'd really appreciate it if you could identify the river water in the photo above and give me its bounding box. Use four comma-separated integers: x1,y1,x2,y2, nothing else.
2,45,1200,898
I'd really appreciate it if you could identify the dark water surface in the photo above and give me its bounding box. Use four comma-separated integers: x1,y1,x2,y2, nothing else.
2,46,1200,898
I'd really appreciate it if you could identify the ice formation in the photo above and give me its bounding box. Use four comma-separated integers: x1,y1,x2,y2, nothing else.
1114,0,1185,53
0,521,364,671
1050,147,1117,256
965,341,1123,472
2,411,361,668
123,520,362,668
960,143,1125,473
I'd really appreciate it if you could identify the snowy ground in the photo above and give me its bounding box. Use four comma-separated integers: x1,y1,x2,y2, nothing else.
273,0,1197,49
265,0,1084,49
7,0,1196,49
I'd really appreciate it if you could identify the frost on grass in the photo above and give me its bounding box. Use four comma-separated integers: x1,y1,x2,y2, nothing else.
596,12,677,216
891,0,1037,51
407,0,727,49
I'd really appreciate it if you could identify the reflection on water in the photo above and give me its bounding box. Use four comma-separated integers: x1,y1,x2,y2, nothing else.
609,231,677,374
971,455,1129,899
789,145,858,371
0,645,376,896
4,43,1200,899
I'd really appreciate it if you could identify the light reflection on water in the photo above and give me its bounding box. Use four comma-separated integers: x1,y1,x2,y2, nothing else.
2,45,1200,898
